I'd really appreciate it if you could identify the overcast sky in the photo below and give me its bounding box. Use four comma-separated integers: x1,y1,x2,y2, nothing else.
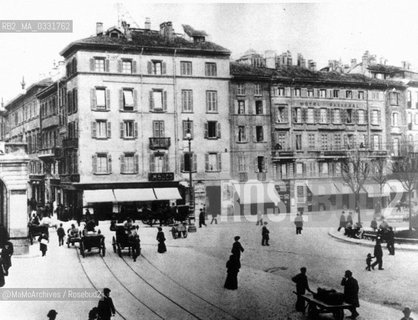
1,0,418,103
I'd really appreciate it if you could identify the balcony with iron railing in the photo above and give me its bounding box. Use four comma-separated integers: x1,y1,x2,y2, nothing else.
38,147,61,159
149,137,171,150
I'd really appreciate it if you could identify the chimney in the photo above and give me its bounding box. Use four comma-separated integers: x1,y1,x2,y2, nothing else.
264,50,276,69
160,21,174,41
307,60,316,71
96,22,103,36
145,17,151,30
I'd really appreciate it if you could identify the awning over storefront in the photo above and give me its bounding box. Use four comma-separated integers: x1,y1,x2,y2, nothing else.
153,187,182,200
387,180,407,193
233,182,281,205
84,189,116,203
113,188,157,202
306,181,340,195
363,184,391,197
333,182,367,195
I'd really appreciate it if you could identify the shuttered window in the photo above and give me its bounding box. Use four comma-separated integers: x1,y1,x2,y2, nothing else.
121,153,138,174
150,90,167,111
205,153,222,172
206,91,218,112
181,90,193,112
93,153,111,174
180,61,192,75
182,152,197,172
205,63,217,76
205,121,220,139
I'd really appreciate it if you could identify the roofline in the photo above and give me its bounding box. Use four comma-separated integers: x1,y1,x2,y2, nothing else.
5,80,51,110
36,82,60,99
60,41,231,58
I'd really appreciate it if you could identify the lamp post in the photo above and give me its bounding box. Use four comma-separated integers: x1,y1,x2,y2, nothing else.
185,118,196,232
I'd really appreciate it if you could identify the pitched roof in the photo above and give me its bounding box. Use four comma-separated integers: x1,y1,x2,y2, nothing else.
5,78,52,109
230,62,275,79
60,28,229,57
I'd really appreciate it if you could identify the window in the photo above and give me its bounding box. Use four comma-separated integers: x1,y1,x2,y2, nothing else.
95,88,107,110
320,162,329,176
332,109,341,124
205,121,220,139
392,112,399,126
371,110,380,125
358,110,365,124
280,164,287,178
94,58,105,72
182,152,196,172
122,89,135,111
150,153,169,173
150,90,167,111
393,138,400,156
276,105,287,123
122,60,132,74
346,90,353,99
182,120,193,140
321,134,329,150
205,153,221,172
346,134,355,149
373,135,381,151
294,88,301,97
358,91,364,99
320,108,328,123
255,101,263,114
334,134,341,150
237,126,247,142
237,84,245,95
389,92,400,105
121,120,137,139
93,153,111,174
238,155,246,172
277,87,285,96
307,89,314,97
296,163,304,176
153,121,164,137
237,100,245,114
308,133,315,149
346,109,353,124
256,156,266,173
372,91,380,100
293,107,302,123
206,91,218,112
181,90,193,112
180,61,192,75
408,112,413,125
333,90,339,98
295,134,302,150
276,133,286,150
93,120,109,139
205,62,217,76
296,186,305,201
306,108,314,124
319,89,327,98
256,126,264,142
121,153,138,174
149,60,165,75
254,84,261,96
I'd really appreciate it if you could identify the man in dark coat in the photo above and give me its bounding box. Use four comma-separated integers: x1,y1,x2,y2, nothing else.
386,227,395,255
97,288,116,320
231,236,244,260
371,239,384,270
341,270,360,319
261,222,270,246
199,208,207,228
292,267,314,312
338,211,346,232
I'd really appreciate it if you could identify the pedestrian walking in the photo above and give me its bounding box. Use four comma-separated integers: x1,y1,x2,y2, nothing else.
1,241,13,276
39,233,49,257
255,210,263,226
294,213,303,235
292,267,314,313
341,270,360,319
57,223,65,247
261,222,270,246
210,211,218,224
47,309,58,320
156,227,167,253
371,239,384,270
386,226,395,255
338,211,346,232
97,288,116,320
231,236,244,260
400,307,414,320
224,254,241,290
365,253,373,271
199,208,207,228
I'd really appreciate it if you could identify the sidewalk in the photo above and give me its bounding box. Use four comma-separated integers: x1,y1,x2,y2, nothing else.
328,228,418,251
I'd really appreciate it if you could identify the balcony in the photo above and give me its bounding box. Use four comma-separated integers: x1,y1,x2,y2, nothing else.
38,147,61,159
63,138,78,149
148,172,174,181
149,137,171,150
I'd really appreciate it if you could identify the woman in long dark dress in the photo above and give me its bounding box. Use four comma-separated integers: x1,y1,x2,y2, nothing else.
156,227,167,253
224,255,241,290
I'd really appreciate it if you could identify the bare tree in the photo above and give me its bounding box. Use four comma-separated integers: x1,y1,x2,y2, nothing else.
371,158,389,211
340,150,371,224
392,151,418,232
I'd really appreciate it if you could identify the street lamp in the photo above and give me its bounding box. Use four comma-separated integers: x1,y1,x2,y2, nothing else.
185,118,196,232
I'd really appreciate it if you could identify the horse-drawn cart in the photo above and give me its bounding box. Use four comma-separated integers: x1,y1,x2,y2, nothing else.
80,233,105,258
110,223,141,261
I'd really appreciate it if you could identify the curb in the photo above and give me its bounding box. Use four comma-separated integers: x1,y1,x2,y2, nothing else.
328,229,418,252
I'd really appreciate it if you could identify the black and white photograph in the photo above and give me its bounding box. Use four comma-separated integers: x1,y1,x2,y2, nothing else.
0,1,417,319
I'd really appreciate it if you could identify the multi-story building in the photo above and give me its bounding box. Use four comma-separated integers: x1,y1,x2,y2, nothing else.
4,78,52,204
58,21,231,219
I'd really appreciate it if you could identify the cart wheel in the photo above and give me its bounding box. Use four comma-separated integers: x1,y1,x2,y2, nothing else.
112,237,116,253
80,242,85,258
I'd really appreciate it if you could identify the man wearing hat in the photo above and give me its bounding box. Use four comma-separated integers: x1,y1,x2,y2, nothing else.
97,288,116,320
231,236,244,260
341,270,360,319
47,309,57,320
401,307,414,320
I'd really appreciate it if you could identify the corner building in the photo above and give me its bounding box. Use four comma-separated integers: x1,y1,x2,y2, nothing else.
59,22,231,219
